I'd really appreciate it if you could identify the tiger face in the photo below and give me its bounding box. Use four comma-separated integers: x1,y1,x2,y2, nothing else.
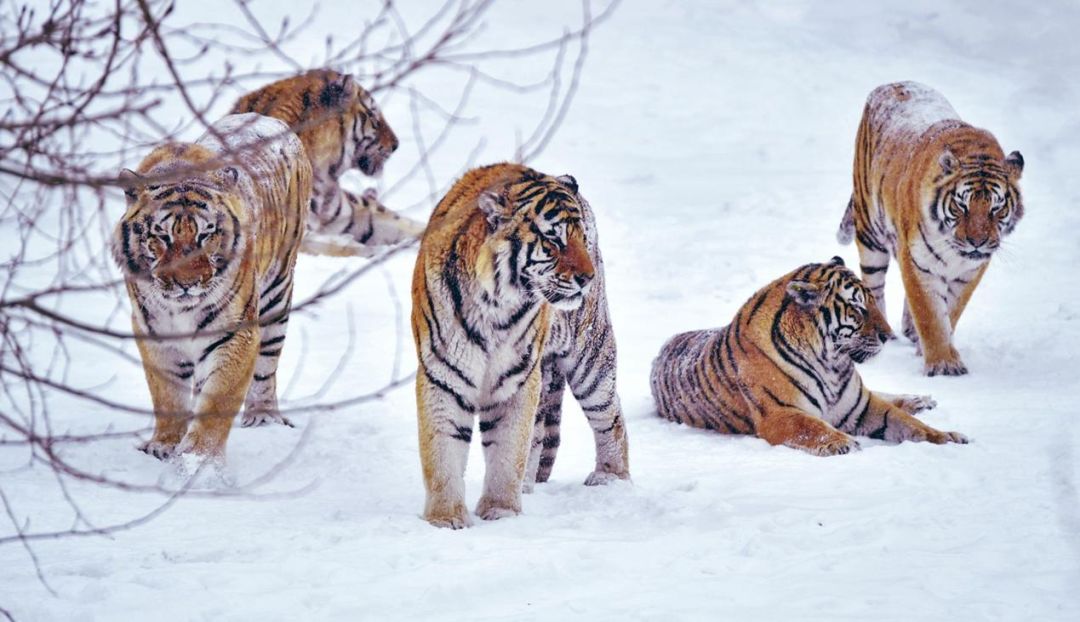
113,167,242,303
787,257,890,364
233,70,398,178
350,86,399,176
936,149,1024,260
479,173,594,311
315,74,397,177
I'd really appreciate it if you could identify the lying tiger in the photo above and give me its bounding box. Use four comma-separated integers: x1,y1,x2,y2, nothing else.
112,113,310,463
233,69,424,257
650,257,967,456
838,81,1024,376
412,163,630,528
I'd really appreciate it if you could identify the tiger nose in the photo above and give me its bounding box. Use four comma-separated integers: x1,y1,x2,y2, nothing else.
574,272,593,289
966,234,988,248
878,329,890,344
390,137,399,153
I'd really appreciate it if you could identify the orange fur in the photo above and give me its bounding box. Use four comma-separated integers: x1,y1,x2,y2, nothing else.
114,114,310,464
412,163,610,527
651,258,967,455
840,81,1023,375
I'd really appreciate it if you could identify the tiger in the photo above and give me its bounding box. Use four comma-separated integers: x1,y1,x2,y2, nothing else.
650,257,968,456
411,163,630,528
112,113,311,463
232,69,424,257
837,81,1024,376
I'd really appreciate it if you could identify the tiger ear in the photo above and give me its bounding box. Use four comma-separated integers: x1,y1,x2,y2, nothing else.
556,174,579,194
829,256,845,267
1005,150,1024,179
939,147,958,174
119,168,143,202
319,73,354,108
478,191,509,232
214,166,240,189
786,280,825,309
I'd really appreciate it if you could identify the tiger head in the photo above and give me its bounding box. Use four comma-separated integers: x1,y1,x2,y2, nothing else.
476,170,594,311
233,70,398,178
785,257,890,364
934,145,1024,260
112,146,245,303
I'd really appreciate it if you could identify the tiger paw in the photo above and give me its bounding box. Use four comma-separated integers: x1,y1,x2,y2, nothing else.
893,394,937,414
475,496,521,522
927,430,970,445
424,503,473,529
807,434,861,457
924,354,968,377
139,439,178,461
584,469,630,486
240,410,294,428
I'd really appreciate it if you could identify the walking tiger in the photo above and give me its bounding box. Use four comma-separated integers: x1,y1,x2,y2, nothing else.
411,163,630,528
112,113,310,463
838,81,1024,376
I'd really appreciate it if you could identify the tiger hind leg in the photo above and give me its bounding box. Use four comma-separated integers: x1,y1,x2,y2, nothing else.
345,189,425,248
241,289,295,427
901,300,919,349
564,331,630,486
856,238,895,337
526,356,566,488
836,195,855,244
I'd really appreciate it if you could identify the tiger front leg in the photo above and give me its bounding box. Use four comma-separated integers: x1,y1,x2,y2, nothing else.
897,248,967,376
176,326,259,464
524,356,566,490
476,362,543,521
135,339,192,460
241,303,295,428
756,406,860,456
564,337,630,485
843,391,968,445
416,372,474,529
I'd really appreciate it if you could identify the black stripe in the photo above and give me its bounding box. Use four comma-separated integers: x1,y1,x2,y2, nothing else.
422,366,476,413
199,331,236,362
450,424,472,443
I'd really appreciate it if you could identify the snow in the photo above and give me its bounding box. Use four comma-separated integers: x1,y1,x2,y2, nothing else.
3,0,1080,620
866,81,960,136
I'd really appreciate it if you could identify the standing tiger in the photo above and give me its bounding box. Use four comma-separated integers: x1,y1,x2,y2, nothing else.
112,113,310,463
412,163,630,528
232,69,424,257
650,257,967,456
838,81,1024,376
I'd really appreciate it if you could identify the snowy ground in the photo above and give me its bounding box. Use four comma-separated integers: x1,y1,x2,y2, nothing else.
3,1,1080,619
